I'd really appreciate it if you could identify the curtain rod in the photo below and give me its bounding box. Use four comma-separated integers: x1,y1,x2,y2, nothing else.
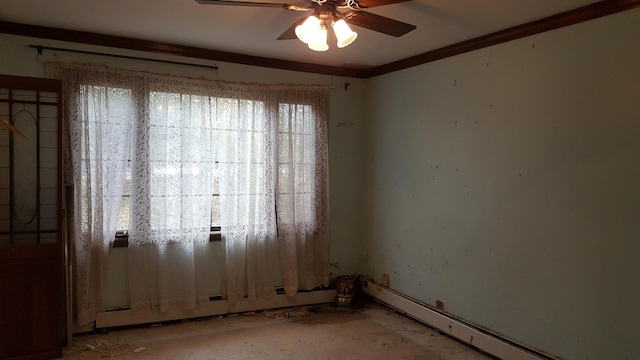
29,44,219,71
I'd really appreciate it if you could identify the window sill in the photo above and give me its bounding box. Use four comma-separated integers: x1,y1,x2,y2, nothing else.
113,229,222,248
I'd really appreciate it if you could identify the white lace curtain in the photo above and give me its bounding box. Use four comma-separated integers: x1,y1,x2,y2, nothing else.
216,90,330,302
49,63,329,325
274,95,330,296
127,85,215,315
51,65,135,325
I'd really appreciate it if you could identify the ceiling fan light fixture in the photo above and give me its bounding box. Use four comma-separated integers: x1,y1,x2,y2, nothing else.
295,15,320,44
333,19,357,48
195,0,418,52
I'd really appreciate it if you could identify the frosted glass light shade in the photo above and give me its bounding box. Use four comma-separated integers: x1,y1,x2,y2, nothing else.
333,19,357,48
295,16,320,44
307,27,329,51
295,16,328,51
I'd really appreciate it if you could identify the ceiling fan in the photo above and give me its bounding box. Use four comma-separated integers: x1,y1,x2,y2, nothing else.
195,0,416,51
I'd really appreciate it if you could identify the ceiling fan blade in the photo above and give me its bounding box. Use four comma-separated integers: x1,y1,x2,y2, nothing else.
354,0,412,9
196,0,310,11
277,17,308,40
345,11,416,37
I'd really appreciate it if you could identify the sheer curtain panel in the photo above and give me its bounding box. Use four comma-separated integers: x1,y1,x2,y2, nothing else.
50,64,214,320
216,88,330,301
128,87,214,314
275,94,330,296
49,64,134,325
215,94,280,301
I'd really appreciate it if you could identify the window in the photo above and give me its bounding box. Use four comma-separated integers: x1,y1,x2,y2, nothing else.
114,90,220,245
100,86,326,247
276,103,317,226
57,62,329,314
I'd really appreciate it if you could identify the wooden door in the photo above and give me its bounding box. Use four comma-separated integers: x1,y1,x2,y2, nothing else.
0,74,64,360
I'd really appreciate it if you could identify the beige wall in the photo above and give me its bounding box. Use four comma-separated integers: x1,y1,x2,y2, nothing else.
361,9,640,360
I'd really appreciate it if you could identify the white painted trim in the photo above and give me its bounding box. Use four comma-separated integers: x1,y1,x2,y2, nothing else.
361,280,558,360
95,289,336,329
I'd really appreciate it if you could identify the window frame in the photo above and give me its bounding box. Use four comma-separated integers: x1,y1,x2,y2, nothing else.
110,96,320,248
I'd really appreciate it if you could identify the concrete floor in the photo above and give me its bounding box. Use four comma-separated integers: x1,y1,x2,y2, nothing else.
63,301,495,360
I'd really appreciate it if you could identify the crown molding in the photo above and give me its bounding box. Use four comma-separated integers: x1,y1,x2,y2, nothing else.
369,0,640,77
0,21,369,78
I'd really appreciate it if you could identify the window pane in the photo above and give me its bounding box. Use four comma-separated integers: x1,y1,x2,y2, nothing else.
117,196,130,230
123,167,131,196
211,195,220,227
100,92,322,235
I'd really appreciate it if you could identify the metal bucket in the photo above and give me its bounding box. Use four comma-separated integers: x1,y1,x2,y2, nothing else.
335,275,355,307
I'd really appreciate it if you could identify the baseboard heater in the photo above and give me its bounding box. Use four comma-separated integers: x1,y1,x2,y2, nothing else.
95,289,337,329
360,279,559,360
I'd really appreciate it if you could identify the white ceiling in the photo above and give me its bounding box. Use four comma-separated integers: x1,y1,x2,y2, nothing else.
0,0,602,69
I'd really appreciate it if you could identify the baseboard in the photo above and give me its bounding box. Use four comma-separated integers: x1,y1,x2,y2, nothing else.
361,279,559,360
94,289,336,329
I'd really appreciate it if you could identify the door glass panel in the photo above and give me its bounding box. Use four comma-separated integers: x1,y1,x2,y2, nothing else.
13,108,38,230
0,84,59,245
0,97,8,244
